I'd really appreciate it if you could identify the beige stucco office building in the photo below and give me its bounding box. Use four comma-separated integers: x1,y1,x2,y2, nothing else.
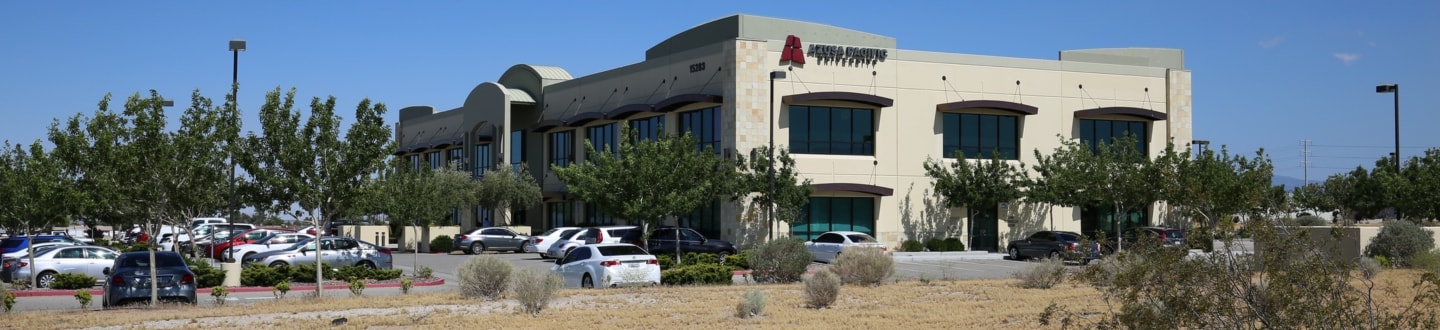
393,14,1192,251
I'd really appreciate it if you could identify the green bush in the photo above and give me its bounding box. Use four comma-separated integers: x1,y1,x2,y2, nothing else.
1410,249,1440,272
944,238,966,251
680,252,720,266
50,273,97,290
416,266,433,279
803,268,841,308
348,278,365,296
430,235,455,253
400,278,413,295
925,238,947,252
184,257,226,288
272,281,290,299
724,250,751,270
241,264,289,287
74,289,92,310
1374,255,1393,268
831,246,894,286
1358,257,1384,280
656,254,677,270
510,268,563,316
287,263,339,283
1294,215,1328,226
661,264,733,286
3,290,14,312
747,238,813,284
457,255,512,299
736,289,766,318
1365,220,1436,267
900,239,924,252
211,286,228,305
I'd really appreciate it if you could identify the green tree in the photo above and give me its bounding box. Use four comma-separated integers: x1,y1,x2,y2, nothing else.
552,126,743,236
741,146,812,241
366,161,478,254
239,88,393,296
0,141,71,288
923,152,1026,250
473,163,542,226
1031,135,1155,251
1169,146,1274,242
1398,149,1440,221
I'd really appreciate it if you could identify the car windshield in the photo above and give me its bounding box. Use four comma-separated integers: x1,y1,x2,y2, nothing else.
286,238,316,251
597,245,648,256
846,234,877,243
116,253,188,268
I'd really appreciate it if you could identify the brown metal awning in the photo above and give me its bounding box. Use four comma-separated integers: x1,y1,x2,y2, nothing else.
784,92,893,108
935,100,1038,115
1073,107,1167,121
811,183,894,196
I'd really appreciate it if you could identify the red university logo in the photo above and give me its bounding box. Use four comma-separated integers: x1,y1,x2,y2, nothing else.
781,35,805,64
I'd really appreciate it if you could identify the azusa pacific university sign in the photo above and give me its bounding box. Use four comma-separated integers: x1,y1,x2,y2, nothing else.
781,35,888,65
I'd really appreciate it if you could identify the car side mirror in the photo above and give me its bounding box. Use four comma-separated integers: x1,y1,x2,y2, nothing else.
102,267,110,275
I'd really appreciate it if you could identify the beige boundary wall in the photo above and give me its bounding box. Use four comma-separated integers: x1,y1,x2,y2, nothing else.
1288,226,1440,262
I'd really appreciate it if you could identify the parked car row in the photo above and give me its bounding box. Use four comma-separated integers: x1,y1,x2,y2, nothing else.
241,236,392,270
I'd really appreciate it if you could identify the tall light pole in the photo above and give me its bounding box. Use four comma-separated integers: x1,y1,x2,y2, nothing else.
768,70,786,241
228,38,245,263
1375,84,1399,172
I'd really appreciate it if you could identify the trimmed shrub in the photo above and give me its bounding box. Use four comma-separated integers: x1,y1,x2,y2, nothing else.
724,249,751,270
747,238,813,284
184,257,226,288
242,264,289,287
416,266,433,279
680,252,720,266
803,268,841,308
430,235,455,254
661,264,733,285
1374,255,1393,268
900,239,924,252
287,263,337,283
348,278,365,296
831,246,894,286
211,286,228,305
510,268,563,316
272,281,290,299
74,289,92,310
1365,220,1436,267
456,255,512,299
735,289,766,318
1014,257,1066,289
400,278,413,294
1294,215,1328,226
925,238,946,252
944,238,966,251
3,290,14,312
656,254,677,270
50,273,97,290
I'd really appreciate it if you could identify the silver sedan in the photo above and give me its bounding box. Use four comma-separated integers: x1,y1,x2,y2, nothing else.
12,245,120,288
454,227,530,254
241,236,392,269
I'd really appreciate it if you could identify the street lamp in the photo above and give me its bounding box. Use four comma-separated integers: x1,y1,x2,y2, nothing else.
1375,84,1399,172
1191,140,1210,156
228,38,245,263
768,70,786,241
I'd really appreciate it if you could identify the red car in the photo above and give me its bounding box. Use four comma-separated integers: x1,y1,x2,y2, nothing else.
208,228,294,261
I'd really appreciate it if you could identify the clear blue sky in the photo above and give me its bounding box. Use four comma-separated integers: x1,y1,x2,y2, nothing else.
2,1,1436,184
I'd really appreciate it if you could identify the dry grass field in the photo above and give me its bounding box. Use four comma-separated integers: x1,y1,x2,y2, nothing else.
10,270,1433,330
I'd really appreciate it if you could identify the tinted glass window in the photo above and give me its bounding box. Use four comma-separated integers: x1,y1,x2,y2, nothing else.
942,112,1020,160
89,248,117,260
651,230,676,240
679,107,722,153
117,253,187,268
816,233,844,243
473,143,492,176
0,239,21,249
792,197,877,240
847,234,877,243
1078,119,1147,155
1029,232,1051,240
334,239,358,250
56,248,84,259
677,199,721,239
587,123,619,158
629,116,666,142
549,130,574,168
679,229,703,241
561,229,583,240
789,105,875,156
597,245,648,256
567,248,592,262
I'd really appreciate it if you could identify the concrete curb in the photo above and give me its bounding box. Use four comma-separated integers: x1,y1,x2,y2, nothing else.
892,251,1006,261
10,277,445,298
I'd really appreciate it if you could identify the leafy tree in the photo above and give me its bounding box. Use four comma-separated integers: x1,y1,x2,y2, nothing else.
1398,149,1440,221
553,126,743,236
1168,146,1274,243
1031,135,1156,250
366,161,478,254
239,87,392,296
923,152,1026,250
741,145,812,241
0,141,71,288
473,163,542,226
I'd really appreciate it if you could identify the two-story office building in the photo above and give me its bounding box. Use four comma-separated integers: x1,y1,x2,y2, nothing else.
392,14,1192,251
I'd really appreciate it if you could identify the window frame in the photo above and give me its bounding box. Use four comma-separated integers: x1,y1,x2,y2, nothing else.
941,112,1020,160
788,105,876,156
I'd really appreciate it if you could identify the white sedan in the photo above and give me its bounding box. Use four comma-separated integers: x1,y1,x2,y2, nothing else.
542,229,589,259
526,227,582,257
550,243,660,288
804,231,887,263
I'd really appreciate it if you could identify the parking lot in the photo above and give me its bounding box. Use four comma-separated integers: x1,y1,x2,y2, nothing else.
12,250,1061,311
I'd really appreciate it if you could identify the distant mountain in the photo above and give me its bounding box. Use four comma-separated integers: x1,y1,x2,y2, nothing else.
1272,175,1307,188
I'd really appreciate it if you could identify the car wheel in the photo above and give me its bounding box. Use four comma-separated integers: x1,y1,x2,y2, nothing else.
470,242,485,255
243,252,256,262
1048,250,1061,260
358,261,376,269
581,274,594,289
37,271,57,289
1008,247,1022,261
716,250,731,262
269,261,288,268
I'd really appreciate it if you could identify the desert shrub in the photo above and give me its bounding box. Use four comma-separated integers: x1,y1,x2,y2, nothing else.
900,239,924,252
1410,249,1440,272
400,278,413,294
241,264,289,287
725,249,751,270
1083,251,1148,288
803,268,841,308
347,278,365,296
1358,257,1384,280
272,281,290,299
510,268,563,316
3,290,14,312
661,264,733,286
944,238,966,251
50,273,97,290
1294,215,1328,226
456,255,512,299
211,286,228,305
747,238,813,284
74,290,92,310
1365,220,1436,267
430,235,455,253
925,238,946,252
831,246,894,286
1374,255,1392,268
735,289,766,318
416,266,433,279
184,257,226,288
1014,257,1065,289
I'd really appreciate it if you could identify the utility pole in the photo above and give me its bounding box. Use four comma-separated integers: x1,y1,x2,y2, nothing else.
1301,139,1310,185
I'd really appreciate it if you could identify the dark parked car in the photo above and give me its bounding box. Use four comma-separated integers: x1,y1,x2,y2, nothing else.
1006,231,1101,264
102,251,198,308
454,227,530,254
1129,226,1187,248
645,227,738,258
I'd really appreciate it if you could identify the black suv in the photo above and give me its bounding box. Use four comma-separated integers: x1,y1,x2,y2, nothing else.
645,227,738,258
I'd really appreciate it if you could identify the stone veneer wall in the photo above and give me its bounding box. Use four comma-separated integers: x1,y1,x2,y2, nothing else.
1167,69,1193,143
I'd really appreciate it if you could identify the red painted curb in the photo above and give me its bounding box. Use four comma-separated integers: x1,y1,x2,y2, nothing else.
10,278,444,298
